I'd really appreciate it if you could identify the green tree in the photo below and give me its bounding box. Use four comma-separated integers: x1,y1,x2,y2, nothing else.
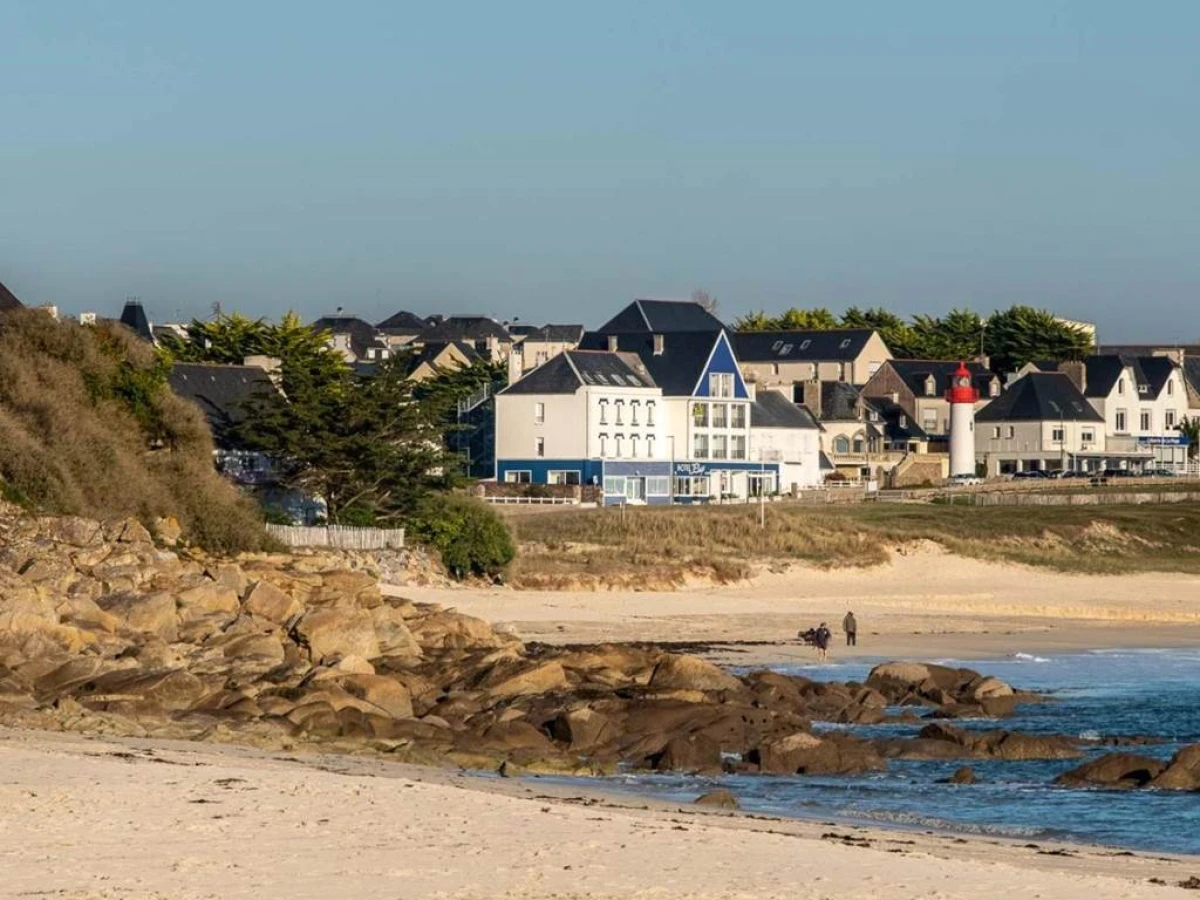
1177,417,1199,462
777,307,840,330
983,305,1092,374
840,306,920,357
731,309,777,330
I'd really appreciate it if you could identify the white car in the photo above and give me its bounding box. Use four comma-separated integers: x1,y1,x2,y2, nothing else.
948,474,983,487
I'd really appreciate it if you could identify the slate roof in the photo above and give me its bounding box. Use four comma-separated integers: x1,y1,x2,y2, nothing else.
976,373,1103,423
500,350,656,396
866,397,929,441
311,315,382,360
417,316,512,344
819,382,863,421
375,310,430,336
750,390,821,430
577,330,723,396
524,324,585,343
881,360,997,397
1183,358,1200,400
119,301,154,342
596,299,726,334
0,280,23,312
732,329,875,362
506,324,538,338
168,363,281,449
1039,355,1180,400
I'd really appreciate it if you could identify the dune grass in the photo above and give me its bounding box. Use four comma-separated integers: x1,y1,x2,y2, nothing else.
508,501,1200,587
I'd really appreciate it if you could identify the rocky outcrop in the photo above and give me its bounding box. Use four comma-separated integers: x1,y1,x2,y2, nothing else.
0,508,1065,783
1054,753,1167,789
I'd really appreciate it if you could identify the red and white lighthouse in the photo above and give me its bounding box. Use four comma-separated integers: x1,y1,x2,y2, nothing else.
946,361,979,477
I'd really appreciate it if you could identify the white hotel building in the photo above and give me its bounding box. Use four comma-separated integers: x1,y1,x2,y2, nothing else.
494,300,823,504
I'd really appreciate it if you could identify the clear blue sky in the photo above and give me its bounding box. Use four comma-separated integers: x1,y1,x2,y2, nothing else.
2,1,1197,341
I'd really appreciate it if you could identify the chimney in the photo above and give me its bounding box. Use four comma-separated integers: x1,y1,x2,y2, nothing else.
1058,360,1086,394
244,355,284,389
653,334,664,356
607,335,619,353
801,380,823,418
507,348,524,385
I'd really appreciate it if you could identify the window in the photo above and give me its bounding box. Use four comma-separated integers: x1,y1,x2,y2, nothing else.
771,363,780,376
800,339,812,350
1115,409,1128,432
535,351,548,366
614,434,624,457
1118,380,1125,395
731,404,746,428
603,476,625,496
548,470,581,485
810,363,818,382
992,426,1001,439
674,476,709,497
1140,410,1152,432
730,435,746,459
599,433,608,457
1052,428,1065,443
711,435,728,459
899,414,908,428
615,400,625,425
504,470,531,484
833,436,850,454
647,401,656,425
694,434,709,459
534,402,545,424
1138,384,1149,396
630,436,640,458
646,476,670,496
711,404,728,428
1166,410,1177,429
1082,429,1095,443
922,409,937,430
1168,379,1175,396
989,380,1000,398
630,401,640,425
535,437,545,458
839,338,851,349
709,372,734,398
599,400,608,425
838,362,847,382
1007,425,1015,439
647,435,656,457
692,402,709,427
852,436,864,454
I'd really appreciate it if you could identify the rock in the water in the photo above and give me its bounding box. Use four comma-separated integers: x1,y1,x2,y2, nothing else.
694,789,740,809
1148,745,1200,791
653,732,722,774
947,766,977,785
1054,753,1167,789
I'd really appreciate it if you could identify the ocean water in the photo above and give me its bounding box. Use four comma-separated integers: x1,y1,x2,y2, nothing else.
591,649,1200,855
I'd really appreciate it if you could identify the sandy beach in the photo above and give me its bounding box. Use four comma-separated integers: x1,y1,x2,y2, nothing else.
1,727,1196,900
393,550,1200,666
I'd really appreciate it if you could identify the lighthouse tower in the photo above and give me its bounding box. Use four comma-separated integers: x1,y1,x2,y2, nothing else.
946,361,979,477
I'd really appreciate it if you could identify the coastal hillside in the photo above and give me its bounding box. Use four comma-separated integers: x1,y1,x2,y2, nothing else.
0,309,266,553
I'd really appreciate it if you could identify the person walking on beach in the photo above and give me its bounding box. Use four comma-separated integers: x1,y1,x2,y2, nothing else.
814,622,831,661
843,611,857,647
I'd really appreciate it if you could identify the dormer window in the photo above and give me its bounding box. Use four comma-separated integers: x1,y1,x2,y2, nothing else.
989,379,1000,398
924,376,936,397
839,338,851,349
899,415,907,428
607,335,618,353
653,334,664,356
800,339,811,350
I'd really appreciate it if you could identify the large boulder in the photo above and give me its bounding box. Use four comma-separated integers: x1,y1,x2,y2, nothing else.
1054,753,1167,789
648,655,742,694
98,592,179,642
176,583,240,622
557,645,661,688
78,668,210,713
407,608,512,651
337,673,414,719
242,580,303,625
753,732,884,776
1148,745,1200,791
653,732,722,774
694,789,740,809
486,661,569,699
370,604,422,660
548,707,617,751
297,608,381,662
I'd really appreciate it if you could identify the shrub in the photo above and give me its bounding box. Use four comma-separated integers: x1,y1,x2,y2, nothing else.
412,495,515,579
0,310,269,553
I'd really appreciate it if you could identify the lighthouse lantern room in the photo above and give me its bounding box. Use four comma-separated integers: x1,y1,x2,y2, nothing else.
946,361,979,477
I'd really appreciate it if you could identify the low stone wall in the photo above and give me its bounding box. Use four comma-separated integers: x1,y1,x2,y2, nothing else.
967,490,1200,507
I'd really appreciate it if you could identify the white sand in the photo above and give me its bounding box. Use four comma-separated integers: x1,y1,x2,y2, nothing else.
392,550,1200,665
0,727,1194,900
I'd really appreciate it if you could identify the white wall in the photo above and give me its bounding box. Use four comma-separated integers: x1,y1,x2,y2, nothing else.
584,387,666,460
494,392,588,461
750,427,822,489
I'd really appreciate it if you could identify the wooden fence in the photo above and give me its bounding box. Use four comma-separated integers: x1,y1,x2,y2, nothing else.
265,524,405,550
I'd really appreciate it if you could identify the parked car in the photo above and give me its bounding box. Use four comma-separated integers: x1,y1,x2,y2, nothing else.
1102,468,1137,478
948,474,983,486
1145,468,1177,477
1052,469,1087,479
1012,470,1049,479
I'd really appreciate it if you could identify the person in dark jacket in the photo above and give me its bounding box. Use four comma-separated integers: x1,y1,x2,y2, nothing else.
814,622,831,661
843,611,858,647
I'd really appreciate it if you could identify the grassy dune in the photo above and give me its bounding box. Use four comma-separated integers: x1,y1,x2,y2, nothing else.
509,501,1200,587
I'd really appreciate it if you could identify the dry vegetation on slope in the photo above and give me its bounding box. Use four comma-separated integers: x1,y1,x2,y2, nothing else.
0,310,267,553
508,502,1200,588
